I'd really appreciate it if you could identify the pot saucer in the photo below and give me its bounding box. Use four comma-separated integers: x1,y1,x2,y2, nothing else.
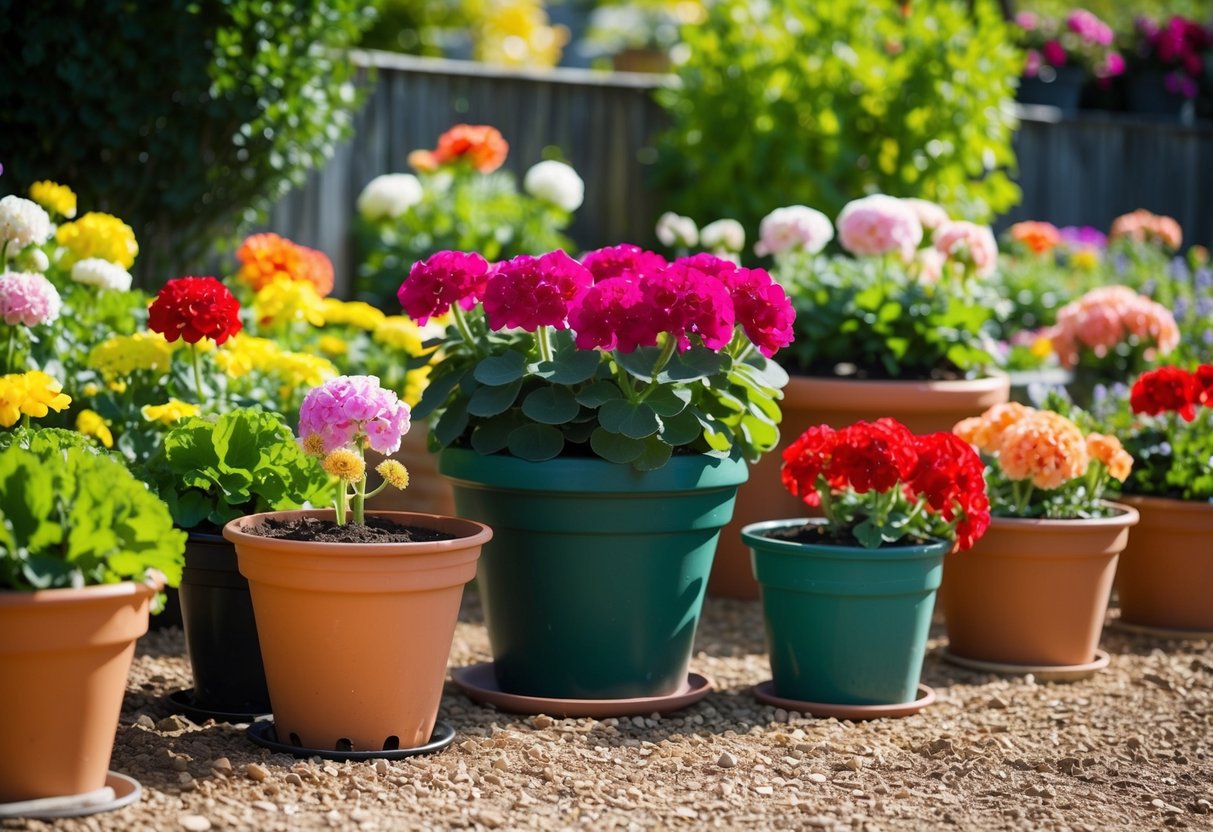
940,648,1110,682
751,682,935,720
451,662,714,718
1108,619,1213,641
0,771,141,819
246,719,455,761
167,688,271,724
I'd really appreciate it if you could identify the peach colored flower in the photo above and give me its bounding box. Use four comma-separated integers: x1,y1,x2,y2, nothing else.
953,402,1032,454
997,410,1089,490
1109,209,1182,250
1085,433,1133,482
1049,285,1179,369
433,124,509,173
1009,221,1061,254
408,149,439,173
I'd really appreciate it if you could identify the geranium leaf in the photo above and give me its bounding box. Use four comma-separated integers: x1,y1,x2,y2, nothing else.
521,387,581,425
598,399,661,439
575,381,624,407
473,350,528,386
644,385,692,417
468,378,523,417
589,428,645,463
633,438,673,471
506,424,564,461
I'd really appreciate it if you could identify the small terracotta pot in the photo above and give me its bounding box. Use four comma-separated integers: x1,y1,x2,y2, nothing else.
712,373,1010,599
224,510,490,752
1115,495,1213,631
939,503,1139,666
0,579,158,802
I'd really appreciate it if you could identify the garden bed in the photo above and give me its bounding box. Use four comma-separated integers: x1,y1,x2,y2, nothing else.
8,594,1211,832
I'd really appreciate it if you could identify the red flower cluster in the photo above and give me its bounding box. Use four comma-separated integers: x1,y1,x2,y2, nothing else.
1130,364,1213,421
781,418,990,551
397,250,490,324
148,276,242,345
483,251,592,332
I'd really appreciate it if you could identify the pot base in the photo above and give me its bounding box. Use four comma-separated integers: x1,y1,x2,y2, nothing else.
451,662,713,718
751,681,935,720
940,647,1109,682
246,719,455,761
167,689,271,725
0,772,140,819
1108,619,1213,641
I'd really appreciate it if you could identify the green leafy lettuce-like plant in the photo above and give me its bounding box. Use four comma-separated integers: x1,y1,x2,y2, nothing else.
141,409,334,532
653,0,1022,236
0,0,374,286
0,438,186,603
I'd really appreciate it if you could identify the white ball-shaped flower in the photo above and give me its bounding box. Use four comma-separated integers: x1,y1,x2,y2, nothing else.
0,195,52,251
754,205,834,257
655,212,698,248
357,173,424,221
700,219,746,253
523,160,585,213
71,257,134,292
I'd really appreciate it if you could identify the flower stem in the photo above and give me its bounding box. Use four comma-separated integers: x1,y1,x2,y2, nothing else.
451,305,481,356
815,474,835,526
335,483,349,526
536,324,554,364
3,327,15,374
190,343,204,404
352,473,367,526
636,335,679,402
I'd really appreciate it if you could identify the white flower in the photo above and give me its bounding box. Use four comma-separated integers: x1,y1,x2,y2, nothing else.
699,219,745,253
523,160,585,213
754,205,834,257
0,195,52,252
357,174,424,221
655,212,698,248
71,257,133,292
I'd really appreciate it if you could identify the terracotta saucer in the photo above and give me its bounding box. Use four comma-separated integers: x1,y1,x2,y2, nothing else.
451,662,714,718
0,772,141,819
751,682,936,720
246,719,455,761
167,688,271,725
1108,619,1213,641
939,647,1110,682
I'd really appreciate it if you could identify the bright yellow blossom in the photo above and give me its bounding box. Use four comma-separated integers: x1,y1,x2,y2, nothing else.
215,335,281,379
321,298,385,331
374,316,425,354
55,212,138,268
317,335,348,356
301,433,326,457
0,371,72,427
28,181,77,219
273,350,338,387
404,365,431,408
76,409,114,448
141,399,200,425
375,459,410,490
254,276,325,329
1070,249,1100,271
323,448,366,483
87,332,174,379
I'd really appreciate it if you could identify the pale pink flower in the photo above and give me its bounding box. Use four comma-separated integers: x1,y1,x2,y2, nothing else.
836,195,922,261
933,221,999,278
0,271,62,326
754,205,834,257
298,375,411,455
901,198,950,232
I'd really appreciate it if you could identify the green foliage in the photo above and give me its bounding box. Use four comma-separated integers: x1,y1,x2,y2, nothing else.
653,0,1021,235
359,0,469,54
1019,0,1213,34
0,442,185,593
0,0,374,285
142,409,334,530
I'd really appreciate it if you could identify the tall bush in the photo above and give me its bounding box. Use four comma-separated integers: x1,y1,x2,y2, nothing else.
653,0,1022,232
0,0,374,286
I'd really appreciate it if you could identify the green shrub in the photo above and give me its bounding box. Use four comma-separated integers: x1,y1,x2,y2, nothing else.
0,0,374,286
653,0,1022,234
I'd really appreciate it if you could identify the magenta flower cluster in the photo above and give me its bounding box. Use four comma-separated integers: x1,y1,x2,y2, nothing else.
400,247,796,359
298,375,411,456
1016,8,1125,79
1136,16,1213,98
397,250,490,325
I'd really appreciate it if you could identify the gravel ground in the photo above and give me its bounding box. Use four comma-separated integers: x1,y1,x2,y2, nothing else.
5,593,1212,832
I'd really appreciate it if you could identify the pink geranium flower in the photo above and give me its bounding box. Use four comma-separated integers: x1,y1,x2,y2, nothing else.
642,263,736,352
580,244,668,282
0,271,61,326
298,374,411,456
836,195,923,261
397,250,490,324
719,267,795,357
483,250,592,332
933,221,999,278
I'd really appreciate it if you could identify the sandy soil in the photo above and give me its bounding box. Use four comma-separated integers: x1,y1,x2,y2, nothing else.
4,594,1212,832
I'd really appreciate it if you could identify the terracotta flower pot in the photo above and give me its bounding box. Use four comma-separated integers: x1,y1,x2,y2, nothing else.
712,373,1010,599
939,503,1139,666
223,509,490,752
0,580,157,802
1115,495,1213,632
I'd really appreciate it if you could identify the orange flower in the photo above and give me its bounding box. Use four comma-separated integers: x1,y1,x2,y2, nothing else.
408,149,439,173
1009,221,1061,254
299,246,334,298
1085,432,1133,482
236,233,333,297
997,410,1089,490
433,124,509,173
953,402,1032,454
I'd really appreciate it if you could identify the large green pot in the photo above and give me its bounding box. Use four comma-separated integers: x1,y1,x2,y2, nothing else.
439,449,748,699
742,518,950,705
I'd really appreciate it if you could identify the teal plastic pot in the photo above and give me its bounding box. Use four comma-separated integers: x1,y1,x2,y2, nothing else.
439,449,748,699
742,519,950,706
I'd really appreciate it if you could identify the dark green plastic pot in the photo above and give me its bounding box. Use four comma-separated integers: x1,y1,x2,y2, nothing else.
439,449,748,699
178,532,270,712
742,519,949,706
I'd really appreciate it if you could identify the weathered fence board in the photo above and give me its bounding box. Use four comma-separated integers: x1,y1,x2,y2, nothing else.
269,52,1213,297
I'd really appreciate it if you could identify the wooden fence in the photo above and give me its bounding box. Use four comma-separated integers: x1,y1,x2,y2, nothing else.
269,52,1213,296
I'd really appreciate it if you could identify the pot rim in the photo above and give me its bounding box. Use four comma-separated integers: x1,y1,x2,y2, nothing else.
741,517,952,559
0,577,161,607
1115,493,1213,512
781,372,1010,411
987,501,1139,531
222,508,492,555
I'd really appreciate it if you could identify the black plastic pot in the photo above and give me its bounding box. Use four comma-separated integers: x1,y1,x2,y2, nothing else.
178,532,270,714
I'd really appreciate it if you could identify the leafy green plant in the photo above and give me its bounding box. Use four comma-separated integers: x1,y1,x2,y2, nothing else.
0,0,374,285
0,441,185,595
653,0,1021,235
142,409,334,531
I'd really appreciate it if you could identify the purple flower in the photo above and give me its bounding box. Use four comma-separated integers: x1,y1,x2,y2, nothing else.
1058,226,1107,250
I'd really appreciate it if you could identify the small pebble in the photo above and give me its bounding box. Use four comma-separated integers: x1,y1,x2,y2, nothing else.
809,773,828,784
171,756,189,772
211,758,232,773
252,800,278,813
246,763,271,783
135,715,156,730
157,715,190,733
179,815,211,832
285,773,304,787
532,715,555,729
374,759,389,776
717,751,738,769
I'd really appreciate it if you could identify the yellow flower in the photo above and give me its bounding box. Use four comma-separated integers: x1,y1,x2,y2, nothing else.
87,332,174,380
301,433,326,457
1029,335,1053,360
323,448,366,483
28,181,77,219
0,371,72,427
76,409,114,449
272,351,338,387
375,459,410,491
317,335,348,356
215,335,281,379
141,399,199,425
55,212,138,268
374,316,425,354
321,298,385,331
1070,249,1100,271
81,382,101,398
404,365,431,408
254,276,325,329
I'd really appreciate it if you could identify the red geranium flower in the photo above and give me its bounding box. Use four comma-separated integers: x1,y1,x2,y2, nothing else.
1193,364,1213,407
148,276,242,345
1130,366,1198,421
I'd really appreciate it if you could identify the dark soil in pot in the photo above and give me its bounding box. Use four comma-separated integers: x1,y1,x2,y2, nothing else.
245,516,457,544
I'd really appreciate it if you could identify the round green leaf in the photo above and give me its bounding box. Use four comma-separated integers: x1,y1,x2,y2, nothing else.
589,428,645,464
506,424,564,461
468,379,524,417
521,386,581,425
598,400,661,439
473,351,528,386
